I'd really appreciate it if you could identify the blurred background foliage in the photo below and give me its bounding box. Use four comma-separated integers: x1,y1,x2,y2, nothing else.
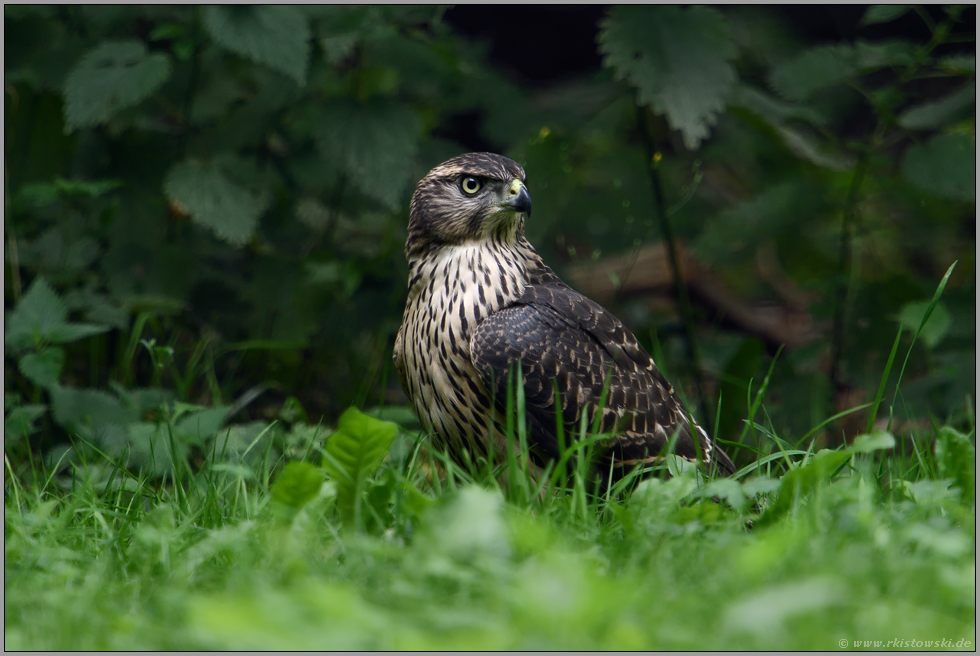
4,5,975,479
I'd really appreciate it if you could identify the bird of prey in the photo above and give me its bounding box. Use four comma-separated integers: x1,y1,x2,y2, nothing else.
394,152,734,484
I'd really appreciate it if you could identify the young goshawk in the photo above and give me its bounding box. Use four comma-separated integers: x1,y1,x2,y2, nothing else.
393,152,734,483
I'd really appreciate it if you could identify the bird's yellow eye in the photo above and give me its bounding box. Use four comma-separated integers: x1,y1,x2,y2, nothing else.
461,177,482,195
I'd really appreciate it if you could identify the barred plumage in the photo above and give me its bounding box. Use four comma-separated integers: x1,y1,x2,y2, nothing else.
393,152,734,482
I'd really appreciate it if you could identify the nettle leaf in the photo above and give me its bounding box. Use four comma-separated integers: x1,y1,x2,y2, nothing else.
315,6,382,64
63,40,172,130
599,5,737,149
202,5,310,86
4,404,47,442
5,278,109,351
898,82,976,130
5,278,68,350
316,99,422,210
898,300,952,348
861,5,909,26
164,159,271,246
902,133,975,201
18,347,65,389
322,407,398,527
770,41,914,101
271,461,325,510
176,406,230,444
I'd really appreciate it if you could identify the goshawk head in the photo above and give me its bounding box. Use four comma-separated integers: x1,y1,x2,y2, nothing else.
406,152,532,257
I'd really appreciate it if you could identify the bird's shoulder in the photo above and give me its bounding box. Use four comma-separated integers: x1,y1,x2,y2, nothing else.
497,279,658,373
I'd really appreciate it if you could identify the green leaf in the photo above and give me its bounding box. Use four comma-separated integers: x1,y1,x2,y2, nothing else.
1,279,104,350
49,385,136,436
902,133,975,201
898,82,976,130
693,183,824,264
861,5,909,25
202,5,310,86
770,41,914,101
271,461,325,509
46,323,111,344
316,99,422,210
599,5,737,149
63,40,172,130
4,404,47,442
770,45,855,101
5,277,67,350
322,407,398,527
315,6,381,64
164,159,270,246
939,54,976,74
18,347,65,389
934,426,976,501
898,300,952,348
176,406,230,444
703,478,747,510
845,430,896,454
760,450,851,525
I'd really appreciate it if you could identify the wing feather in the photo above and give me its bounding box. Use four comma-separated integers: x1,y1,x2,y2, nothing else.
470,282,735,480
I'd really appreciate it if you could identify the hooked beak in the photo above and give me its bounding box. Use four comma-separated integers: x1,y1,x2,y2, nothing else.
500,179,532,217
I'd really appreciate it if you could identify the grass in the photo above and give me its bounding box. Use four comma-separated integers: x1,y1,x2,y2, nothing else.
4,401,976,650
4,266,975,649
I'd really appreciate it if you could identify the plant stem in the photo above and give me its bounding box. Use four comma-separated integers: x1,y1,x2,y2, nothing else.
634,103,711,431
828,152,869,394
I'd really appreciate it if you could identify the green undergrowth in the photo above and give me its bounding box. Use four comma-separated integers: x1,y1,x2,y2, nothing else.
6,265,975,650
5,400,976,650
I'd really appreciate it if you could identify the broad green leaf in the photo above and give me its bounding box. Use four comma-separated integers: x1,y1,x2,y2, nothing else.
202,5,310,86
5,277,67,350
599,5,737,149
315,6,382,64
322,407,398,527
898,300,952,348
49,385,136,435
934,426,976,501
703,478,747,510
693,183,824,264
316,99,422,210
760,450,851,524
271,461,325,509
939,54,975,74
63,40,172,130
846,430,896,454
419,486,509,561
46,323,110,344
18,347,65,389
732,86,825,125
1,278,106,351
899,83,976,130
4,404,47,442
855,40,915,69
770,45,855,101
902,134,975,201
770,41,913,101
164,159,271,246
176,406,230,444
861,5,909,25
